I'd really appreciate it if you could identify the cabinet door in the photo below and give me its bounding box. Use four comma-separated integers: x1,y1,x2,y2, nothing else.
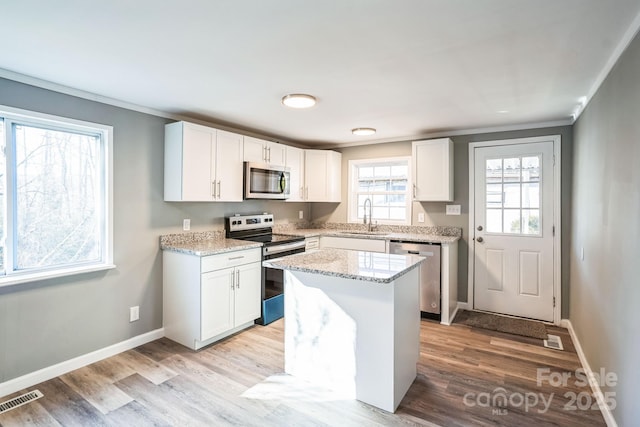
304,150,330,201
233,262,262,327
243,136,266,163
285,145,305,201
182,123,215,201
201,268,234,341
215,130,244,201
412,138,454,201
267,142,287,166
305,150,341,202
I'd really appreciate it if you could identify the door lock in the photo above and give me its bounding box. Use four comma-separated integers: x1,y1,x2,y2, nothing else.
476,236,484,243
477,225,483,231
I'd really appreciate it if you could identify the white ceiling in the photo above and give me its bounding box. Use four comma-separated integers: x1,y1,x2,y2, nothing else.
2,1,640,147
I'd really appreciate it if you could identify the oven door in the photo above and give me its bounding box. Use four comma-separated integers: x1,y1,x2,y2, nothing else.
244,162,290,200
258,241,305,325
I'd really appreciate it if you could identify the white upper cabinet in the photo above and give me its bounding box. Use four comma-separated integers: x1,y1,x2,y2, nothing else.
215,130,244,201
285,145,305,202
243,136,286,165
164,121,244,202
304,149,342,202
412,138,454,202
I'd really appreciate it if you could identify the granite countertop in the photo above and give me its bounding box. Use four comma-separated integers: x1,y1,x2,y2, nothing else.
161,238,262,256
279,228,460,244
263,249,425,284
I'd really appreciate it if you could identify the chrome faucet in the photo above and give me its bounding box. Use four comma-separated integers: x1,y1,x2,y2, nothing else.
363,197,373,231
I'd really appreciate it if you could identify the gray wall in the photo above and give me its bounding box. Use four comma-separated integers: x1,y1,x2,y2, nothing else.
571,31,640,425
0,77,308,383
312,125,573,314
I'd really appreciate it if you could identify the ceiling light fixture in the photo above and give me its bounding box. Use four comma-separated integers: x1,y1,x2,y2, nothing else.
281,94,316,109
352,127,376,136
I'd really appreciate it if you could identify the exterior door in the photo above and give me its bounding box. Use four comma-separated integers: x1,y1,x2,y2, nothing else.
473,140,555,322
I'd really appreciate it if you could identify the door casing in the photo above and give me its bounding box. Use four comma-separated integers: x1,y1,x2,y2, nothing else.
467,135,562,324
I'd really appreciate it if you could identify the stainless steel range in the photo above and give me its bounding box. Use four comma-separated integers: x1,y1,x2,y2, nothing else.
225,213,305,325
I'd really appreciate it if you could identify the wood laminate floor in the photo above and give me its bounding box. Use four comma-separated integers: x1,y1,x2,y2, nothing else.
0,319,606,426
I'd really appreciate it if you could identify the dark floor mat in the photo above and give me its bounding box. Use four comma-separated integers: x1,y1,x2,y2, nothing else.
454,310,548,339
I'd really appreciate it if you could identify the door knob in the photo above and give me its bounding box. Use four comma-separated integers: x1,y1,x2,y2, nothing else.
477,225,483,231
477,236,484,243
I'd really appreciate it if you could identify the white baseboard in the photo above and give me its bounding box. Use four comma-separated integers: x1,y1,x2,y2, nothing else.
457,302,470,311
0,328,164,399
445,304,460,326
560,319,618,427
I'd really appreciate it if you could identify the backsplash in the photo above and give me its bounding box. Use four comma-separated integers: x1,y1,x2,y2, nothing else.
160,221,462,245
274,222,462,238
160,230,226,246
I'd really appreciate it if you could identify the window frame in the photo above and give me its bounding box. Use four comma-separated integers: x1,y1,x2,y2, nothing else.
347,156,412,226
0,105,114,288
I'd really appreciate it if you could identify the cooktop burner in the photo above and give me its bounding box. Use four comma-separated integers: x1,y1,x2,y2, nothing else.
224,213,304,246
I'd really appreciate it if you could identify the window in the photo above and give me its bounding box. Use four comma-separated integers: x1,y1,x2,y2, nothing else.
348,157,412,225
0,106,113,286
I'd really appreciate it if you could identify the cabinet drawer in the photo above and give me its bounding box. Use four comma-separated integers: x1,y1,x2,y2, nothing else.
201,248,261,273
305,237,320,250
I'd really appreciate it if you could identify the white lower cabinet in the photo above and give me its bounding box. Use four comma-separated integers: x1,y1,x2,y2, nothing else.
163,247,261,350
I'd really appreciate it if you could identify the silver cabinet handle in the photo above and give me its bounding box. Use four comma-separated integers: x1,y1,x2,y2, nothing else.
211,181,216,198
300,186,304,199
231,270,235,289
413,183,417,198
267,146,271,162
305,186,309,200
236,269,240,288
228,255,244,260
217,181,221,199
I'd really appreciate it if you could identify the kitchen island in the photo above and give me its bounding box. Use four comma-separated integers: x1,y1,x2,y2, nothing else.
264,249,424,413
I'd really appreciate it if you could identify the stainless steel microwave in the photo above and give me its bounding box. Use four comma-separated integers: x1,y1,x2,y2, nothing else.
244,162,290,200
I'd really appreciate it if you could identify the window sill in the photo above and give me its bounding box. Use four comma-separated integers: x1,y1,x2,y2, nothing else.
0,263,116,289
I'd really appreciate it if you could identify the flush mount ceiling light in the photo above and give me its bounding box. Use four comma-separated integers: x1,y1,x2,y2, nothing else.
351,127,376,136
281,94,316,109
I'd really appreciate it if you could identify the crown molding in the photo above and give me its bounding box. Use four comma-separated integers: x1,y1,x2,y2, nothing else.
323,119,573,149
0,68,302,147
572,9,640,121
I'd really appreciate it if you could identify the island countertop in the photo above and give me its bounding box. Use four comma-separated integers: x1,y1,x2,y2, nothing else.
263,248,424,284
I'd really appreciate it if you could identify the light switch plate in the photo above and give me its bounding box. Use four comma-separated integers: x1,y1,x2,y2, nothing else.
299,210,304,219
418,213,425,223
446,205,461,215
129,306,139,322
183,219,191,231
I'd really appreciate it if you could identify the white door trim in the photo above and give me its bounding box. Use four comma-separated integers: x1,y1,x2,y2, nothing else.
468,135,562,324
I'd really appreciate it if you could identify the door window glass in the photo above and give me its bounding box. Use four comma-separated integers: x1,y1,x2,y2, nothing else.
485,155,542,235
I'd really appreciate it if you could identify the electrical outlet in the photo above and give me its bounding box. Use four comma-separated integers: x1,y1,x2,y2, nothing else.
418,212,425,223
446,205,461,215
129,306,139,322
299,210,304,220
183,219,191,231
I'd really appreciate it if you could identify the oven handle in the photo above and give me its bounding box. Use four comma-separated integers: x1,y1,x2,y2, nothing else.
264,240,306,256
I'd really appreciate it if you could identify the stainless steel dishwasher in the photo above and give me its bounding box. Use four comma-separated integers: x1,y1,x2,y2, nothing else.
389,240,441,317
